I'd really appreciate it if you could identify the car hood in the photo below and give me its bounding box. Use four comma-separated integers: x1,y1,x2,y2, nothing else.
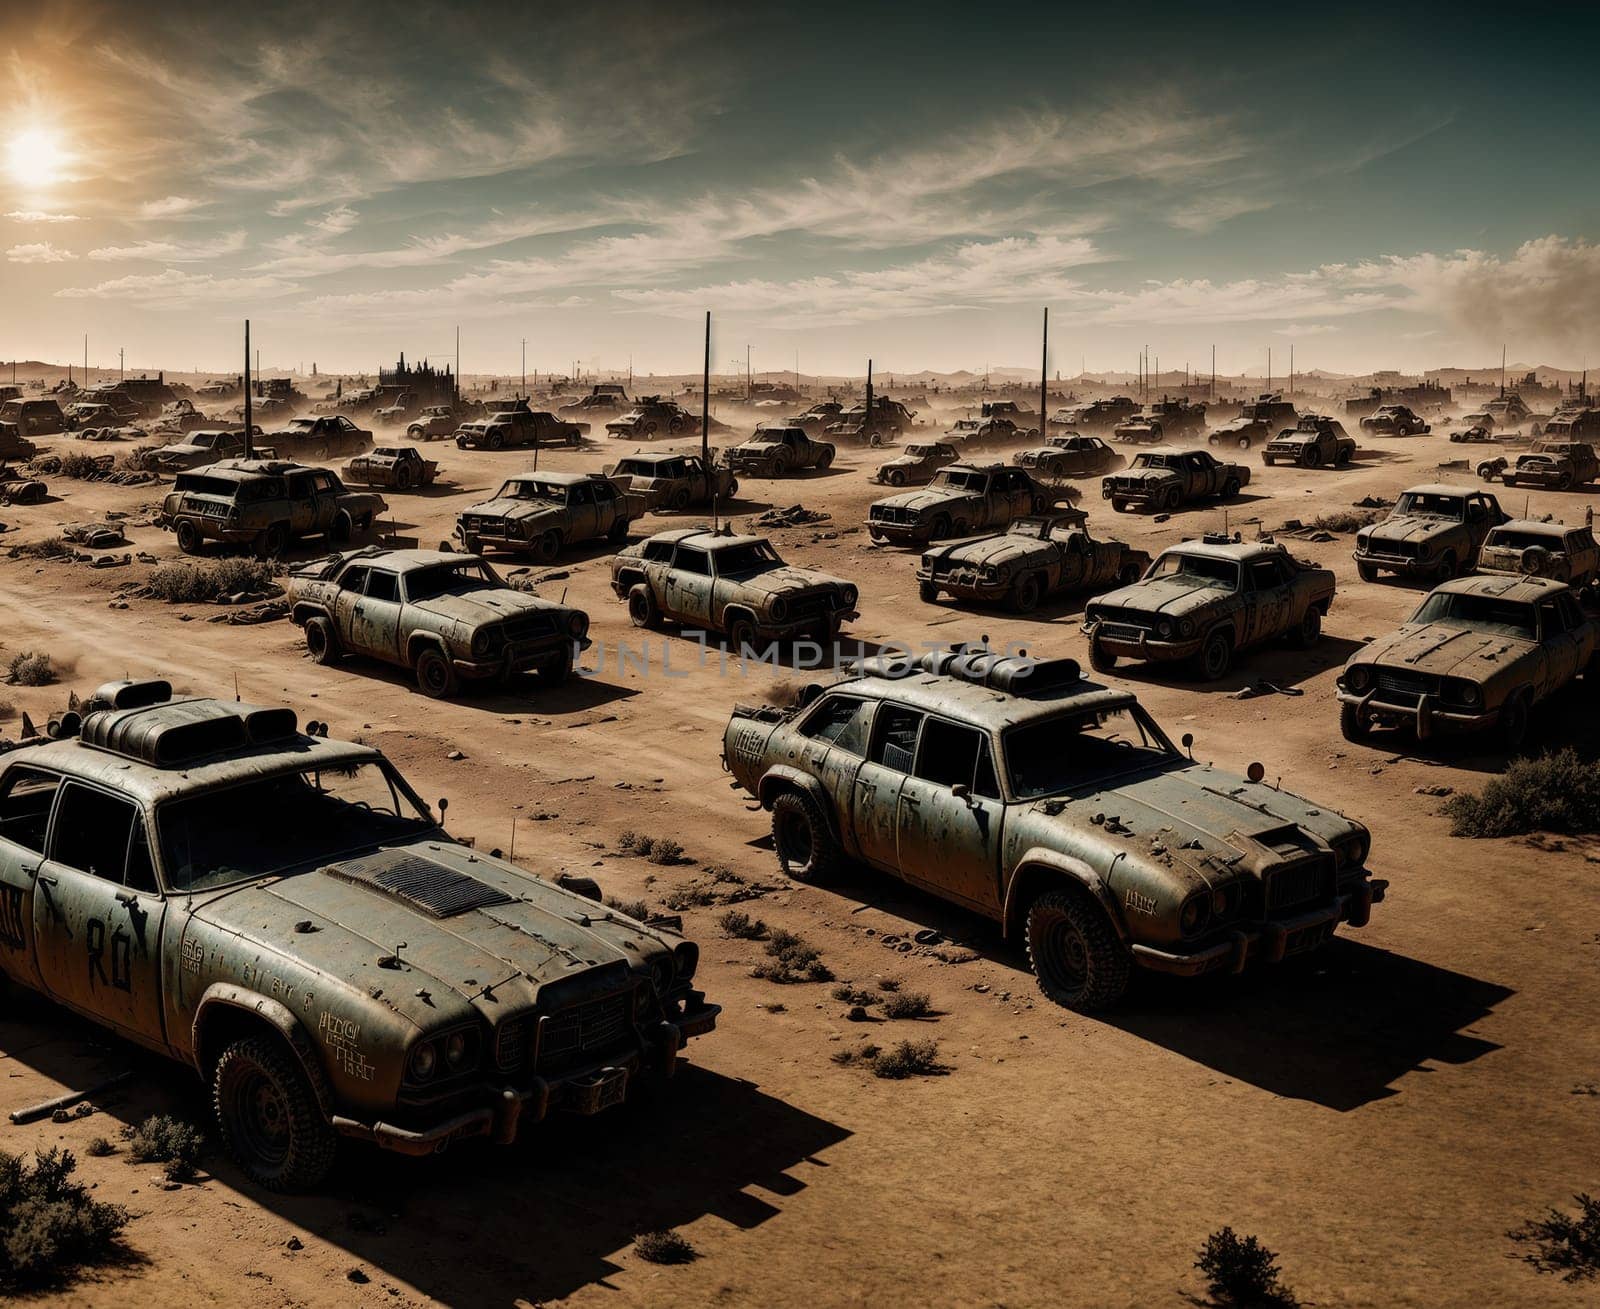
1091,577,1223,617
192,840,671,1030
410,589,569,627
925,534,1044,567
874,487,974,512
1112,467,1179,482
1348,621,1533,677
1367,514,1460,544
463,496,560,522
729,567,847,597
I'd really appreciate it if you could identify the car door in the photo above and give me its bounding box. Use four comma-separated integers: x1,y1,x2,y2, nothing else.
286,471,318,534
593,480,621,532
792,693,876,848
1242,556,1293,646
895,717,1004,912
0,765,63,990
1537,596,1580,693
331,562,370,645
567,481,599,540
849,704,919,872
356,568,406,663
31,780,168,1049
665,546,714,626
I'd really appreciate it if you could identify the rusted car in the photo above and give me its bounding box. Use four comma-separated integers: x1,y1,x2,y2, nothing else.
456,407,585,451
604,397,699,439
916,510,1147,612
558,384,630,418
0,398,64,450
611,529,858,645
1476,519,1600,588
1102,448,1249,513
1261,415,1356,468
868,463,1051,545
287,548,586,695
0,678,717,1189
1353,484,1507,582
1049,396,1139,432
1011,432,1118,479
1360,404,1430,436
1113,399,1206,444
783,402,843,436
605,451,736,510
148,428,258,473
1084,536,1335,680
1463,394,1533,432
455,471,649,561
270,415,373,461
342,446,440,491
823,397,917,444
1449,424,1499,444
872,441,960,487
405,405,463,440
160,460,386,557
1336,574,1599,750
726,425,835,476
1207,394,1297,449
1477,440,1600,490
722,647,1382,1011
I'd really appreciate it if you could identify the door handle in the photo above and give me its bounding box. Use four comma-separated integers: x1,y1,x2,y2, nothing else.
902,794,921,807
36,873,58,887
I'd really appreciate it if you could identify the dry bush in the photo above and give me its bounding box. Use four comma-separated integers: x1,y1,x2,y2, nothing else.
1309,507,1383,533
146,559,274,604
0,1148,130,1291
123,1114,204,1182
1508,1193,1600,1283
661,882,715,911
1443,749,1600,838
604,896,649,922
10,537,72,560
633,1229,696,1265
6,651,54,686
1194,1227,1297,1307
880,989,932,1020
830,984,877,1007
833,1038,943,1079
752,929,832,984
717,909,767,940
55,452,103,480
83,1138,115,1158
647,838,685,866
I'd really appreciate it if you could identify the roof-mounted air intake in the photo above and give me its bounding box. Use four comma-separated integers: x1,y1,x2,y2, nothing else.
87,679,173,712
78,696,301,769
849,644,1082,695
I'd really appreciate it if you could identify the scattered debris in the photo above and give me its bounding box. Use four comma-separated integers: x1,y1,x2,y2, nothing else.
751,504,830,528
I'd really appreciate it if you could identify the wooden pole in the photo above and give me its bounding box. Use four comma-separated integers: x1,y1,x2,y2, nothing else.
1039,307,1048,436
243,319,253,459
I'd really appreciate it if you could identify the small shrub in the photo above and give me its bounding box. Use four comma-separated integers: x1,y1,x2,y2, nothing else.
705,864,743,885
56,452,102,480
83,1138,115,1158
876,978,901,992
11,537,71,560
1443,749,1600,838
647,838,684,866
752,929,833,984
0,1147,130,1291
762,1002,786,1014
633,1228,696,1265
831,984,876,1006
717,909,767,940
617,830,638,851
631,835,656,857
604,896,649,922
868,1038,941,1080
831,1042,879,1066
123,1114,204,1181
146,559,274,605
6,651,54,686
1194,1227,1296,1307
661,882,715,911
1309,507,1382,533
880,989,932,1020
1508,1192,1600,1283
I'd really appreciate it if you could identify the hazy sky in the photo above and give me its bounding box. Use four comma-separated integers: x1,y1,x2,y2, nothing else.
3,0,1598,378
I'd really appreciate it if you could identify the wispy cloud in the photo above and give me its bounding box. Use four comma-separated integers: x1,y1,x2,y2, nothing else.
56,268,299,307
5,211,85,224
138,194,208,219
88,231,249,262
6,242,75,263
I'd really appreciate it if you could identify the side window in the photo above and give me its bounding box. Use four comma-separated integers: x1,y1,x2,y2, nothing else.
800,695,872,756
126,818,159,894
1539,600,1567,635
365,570,400,602
0,768,63,854
50,784,138,883
869,705,923,774
973,738,1000,799
288,473,315,497
676,548,711,576
339,564,370,593
1247,559,1280,590
641,541,675,563
570,482,595,506
1558,592,1584,629
915,718,983,789
311,473,336,494
595,481,616,502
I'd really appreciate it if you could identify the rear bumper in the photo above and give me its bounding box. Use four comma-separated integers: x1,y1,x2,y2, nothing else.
1131,881,1385,977
453,636,587,681
330,997,720,1156
1337,688,1496,738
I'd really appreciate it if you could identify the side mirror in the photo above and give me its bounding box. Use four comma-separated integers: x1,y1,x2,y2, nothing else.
438,797,449,825
951,783,972,805
1180,732,1195,760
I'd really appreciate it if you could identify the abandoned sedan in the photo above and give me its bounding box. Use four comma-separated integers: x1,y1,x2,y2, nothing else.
916,511,1148,612
1476,519,1600,587
1336,575,1598,750
287,548,587,696
872,441,959,487
611,529,858,645
455,472,649,561
1084,537,1335,680
342,446,440,491
1353,484,1507,583
722,648,1382,1011
160,460,386,557
1261,416,1356,468
867,463,1050,544
0,680,718,1189
1011,432,1118,479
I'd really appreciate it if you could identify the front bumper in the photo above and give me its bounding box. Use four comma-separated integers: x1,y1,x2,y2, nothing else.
329,995,720,1157
1352,548,1436,577
1337,687,1496,738
916,568,1005,601
1131,880,1386,977
453,636,588,680
867,519,932,543
455,524,541,552
1083,618,1201,662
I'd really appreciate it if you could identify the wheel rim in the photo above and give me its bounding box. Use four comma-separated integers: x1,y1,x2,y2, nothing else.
1037,910,1089,990
1205,638,1229,677
629,593,649,624
231,1068,291,1168
307,625,326,658
421,656,448,694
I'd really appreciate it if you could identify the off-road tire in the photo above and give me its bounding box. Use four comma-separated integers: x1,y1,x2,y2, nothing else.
212,1035,336,1193
1024,889,1129,1012
1237,435,1252,450
607,516,630,545
395,463,416,491
1011,574,1043,613
927,514,952,540
1339,701,1371,743
1357,561,1379,582
770,789,841,884
414,645,457,699
816,446,834,470
727,615,759,653
1336,445,1354,467
1436,551,1457,583
919,581,940,604
1500,691,1531,754
176,519,203,555
305,617,340,665
535,529,562,563
671,487,692,511
887,469,907,487
259,523,290,560
627,583,660,629
487,430,505,451
1161,485,1182,513
1193,628,1233,681
1111,497,1128,513
1289,607,1322,650
1088,634,1117,672
1302,445,1322,469
1222,477,1241,499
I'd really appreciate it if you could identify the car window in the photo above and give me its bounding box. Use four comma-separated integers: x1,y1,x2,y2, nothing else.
869,705,923,774
1558,593,1585,629
1247,559,1281,590
0,768,62,854
915,718,984,789
800,694,872,756
676,548,711,576
50,784,139,883
642,541,675,563
288,473,315,497
570,482,595,505
339,564,370,593
365,570,400,602
1539,600,1567,635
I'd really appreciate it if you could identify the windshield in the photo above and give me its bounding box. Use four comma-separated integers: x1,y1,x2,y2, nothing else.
499,479,564,501
1149,553,1240,589
1410,591,1537,640
1394,492,1464,519
751,430,786,443
158,761,434,892
1004,704,1176,799
904,445,936,456
405,559,501,601
932,470,987,491
714,541,783,575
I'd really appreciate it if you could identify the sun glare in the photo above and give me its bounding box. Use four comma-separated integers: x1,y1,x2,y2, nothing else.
7,126,69,189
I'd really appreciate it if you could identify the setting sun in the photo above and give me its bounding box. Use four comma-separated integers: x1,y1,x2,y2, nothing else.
6,125,69,188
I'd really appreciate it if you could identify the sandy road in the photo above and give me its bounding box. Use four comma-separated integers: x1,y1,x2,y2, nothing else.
0,411,1597,1307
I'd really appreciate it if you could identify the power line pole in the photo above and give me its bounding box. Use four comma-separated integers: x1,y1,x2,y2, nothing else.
243,319,253,459
1039,307,1048,437
702,311,713,529
521,338,526,398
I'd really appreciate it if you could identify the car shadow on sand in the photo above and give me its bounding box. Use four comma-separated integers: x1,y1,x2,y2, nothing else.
311,656,640,714
0,991,849,1306
1103,633,1367,693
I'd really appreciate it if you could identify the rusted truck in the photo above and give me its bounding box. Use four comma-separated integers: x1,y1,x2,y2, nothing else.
605,451,737,509
1101,448,1249,513
916,510,1147,611
160,460,386,557
342,446,440,491
0,678,717,1189
1478,440,1600,490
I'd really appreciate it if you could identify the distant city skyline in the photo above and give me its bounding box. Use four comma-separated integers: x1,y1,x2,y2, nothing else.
3,1,1598,377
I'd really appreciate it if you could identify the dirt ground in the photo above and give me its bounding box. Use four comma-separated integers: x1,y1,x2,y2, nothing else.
1,401,1596,1308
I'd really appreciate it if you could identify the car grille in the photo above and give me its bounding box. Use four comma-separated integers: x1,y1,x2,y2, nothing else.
495,1017,529,1072
537,990,634,1072
503,612,557,643
1265,857,1334,914
871,506,916,525
1375,669,1441,704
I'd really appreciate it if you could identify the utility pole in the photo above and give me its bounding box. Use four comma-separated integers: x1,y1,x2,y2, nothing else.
83,334,88,384
1211,344,1216,402
521,338,526,398
1039,307,1048,437
456,325,461,403
243,319,253,459
1267,348,1272,394
119,347,124,382
866,358,874,443
1500,344,1506,397
746,344,751,401
1290,344,1295,401
701,311,713,529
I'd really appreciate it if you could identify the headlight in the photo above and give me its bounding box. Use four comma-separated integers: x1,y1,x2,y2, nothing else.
1340,833,1370,869
1356,532,1371,550
567,610,589,640
409,1043,438,1082
673,940,699,981
444,1030,470,1070
1344,665,1372,692
1157,619,1174,639
768,597,789,623
473,627,505,656
1210,884,1239,919
1453,680,1480,706
1178,618,1195,637
1179,894,1211,937
840,585,858,608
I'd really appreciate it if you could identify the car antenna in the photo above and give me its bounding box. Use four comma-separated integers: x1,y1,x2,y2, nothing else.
509,816,517,864
560,586,568,604
233,671,240,702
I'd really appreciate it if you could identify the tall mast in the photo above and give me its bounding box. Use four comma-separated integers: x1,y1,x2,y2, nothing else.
243,319,253,459
1039,307,1048,434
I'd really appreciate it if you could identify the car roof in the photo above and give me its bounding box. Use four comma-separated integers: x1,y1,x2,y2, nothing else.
643,528,766,550
838,670,1137,731
1487,518,1571,538
1155,536,1285,562
198,458,317,480
1399,483,1479,497
505,470,588,485
332,547,469,571
1432,574,1570,602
